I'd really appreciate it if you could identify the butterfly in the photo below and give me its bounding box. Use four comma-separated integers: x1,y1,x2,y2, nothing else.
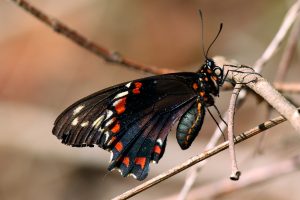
52,11,224,181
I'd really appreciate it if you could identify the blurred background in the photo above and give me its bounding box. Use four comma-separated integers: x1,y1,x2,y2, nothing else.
0,0,300,199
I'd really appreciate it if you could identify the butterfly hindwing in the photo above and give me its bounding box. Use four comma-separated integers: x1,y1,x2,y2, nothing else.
108,100,194,180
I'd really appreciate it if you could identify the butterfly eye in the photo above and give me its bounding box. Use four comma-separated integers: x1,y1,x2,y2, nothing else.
214,67,222,76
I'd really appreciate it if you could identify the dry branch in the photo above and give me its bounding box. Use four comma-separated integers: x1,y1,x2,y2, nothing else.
163,154,300,200
275,17,300,82
274,82,300,93
226,66,300,131
222,82,300,93
8,1,300,199
227,84,243,180
178,0,300,200
9,0,177,75
178,2,300,198
177,112,228,200
253,0,300,71
113,115,287,200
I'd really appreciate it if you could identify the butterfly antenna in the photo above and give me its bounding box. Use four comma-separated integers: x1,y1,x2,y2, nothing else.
198,9,207,59
206,23,223,58
207,108,226,140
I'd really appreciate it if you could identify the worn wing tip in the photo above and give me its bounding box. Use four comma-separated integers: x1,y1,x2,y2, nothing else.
108,155,150,181
109,167,148,181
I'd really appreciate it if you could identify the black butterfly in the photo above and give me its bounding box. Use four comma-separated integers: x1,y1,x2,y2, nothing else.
52,11,224,181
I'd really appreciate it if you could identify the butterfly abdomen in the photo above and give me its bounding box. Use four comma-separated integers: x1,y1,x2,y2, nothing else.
176,101,205,150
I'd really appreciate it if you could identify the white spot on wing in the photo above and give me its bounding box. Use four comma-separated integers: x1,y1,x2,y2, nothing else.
92,115,104,128
128,173,137,179
151,160,157,164
107,138,114,146
110,152,114,162
98,126,104,133
105,118,115,127
113,91,128,99
80,121,89,127
104,131,110,143
71,117,79,126
106,110,113,120
113,98,122,107
117,168,123,176
125,82,132,88
73,105,84,115
157,138,163,146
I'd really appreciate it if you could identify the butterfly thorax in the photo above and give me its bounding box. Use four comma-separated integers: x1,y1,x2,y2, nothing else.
193,59,223,107
176,59,223,150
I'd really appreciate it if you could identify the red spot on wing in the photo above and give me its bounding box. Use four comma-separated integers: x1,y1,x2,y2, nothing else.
153,145,161,154
199,91,205,97
132,82,142,94
192,83,198,90
134,82,142,88
135,157,146,169
133,88,140,94
115,97,126,114
115,142,123,152
122,157,130,167
111,121,120,133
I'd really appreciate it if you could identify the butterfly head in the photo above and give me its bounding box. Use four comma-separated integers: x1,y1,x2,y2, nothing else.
198,58,224,96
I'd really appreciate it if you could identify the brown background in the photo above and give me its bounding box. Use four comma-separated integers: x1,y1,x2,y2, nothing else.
0,0,300,200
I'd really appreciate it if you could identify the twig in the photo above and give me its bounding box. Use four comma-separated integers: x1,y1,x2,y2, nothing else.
275,17,300,82
9,0,300,198
9,0,177,75
253,105,273,155
253,0,300,71
227,66,300,131
274,82,300,93
177,114,228,200
178,2,300,198
163,154,300,200
222,82,300,93
113,115,287,200
227,84,242,180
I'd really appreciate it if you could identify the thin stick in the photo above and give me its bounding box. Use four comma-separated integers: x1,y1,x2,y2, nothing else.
275,17,300,82
163,154,300,200
222,82,300,93
228,66,300,131
227,84,242,180
273,82,300,93
113,115,286,200
178,2,300,198
9,0,177,75
253,105,272,156
177,113,228,200
253,0,300,71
